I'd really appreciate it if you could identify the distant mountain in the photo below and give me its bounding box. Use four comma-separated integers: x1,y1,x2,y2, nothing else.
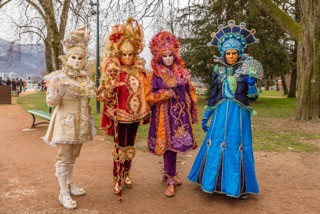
0,38,46,77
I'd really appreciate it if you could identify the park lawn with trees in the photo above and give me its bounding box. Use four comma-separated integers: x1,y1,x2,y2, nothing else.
18,91,320,153
1,0,319,120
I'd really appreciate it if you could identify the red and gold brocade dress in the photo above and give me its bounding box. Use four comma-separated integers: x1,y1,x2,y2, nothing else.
97,65,150,135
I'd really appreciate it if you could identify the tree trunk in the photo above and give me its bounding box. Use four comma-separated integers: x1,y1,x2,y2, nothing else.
51,36,62,71
44,39,53,74
287,0,299,98
264,79,270,91
288,68,297,98
265,79,270,90
26,0,72,72
288,41,298,98
294,0,320,120
281,75,288,95
52,0,71,70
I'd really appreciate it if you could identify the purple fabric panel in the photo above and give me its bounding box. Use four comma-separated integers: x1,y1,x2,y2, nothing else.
163,150,177,176
148,75,195,154
148,105,158,153
168,84,194,151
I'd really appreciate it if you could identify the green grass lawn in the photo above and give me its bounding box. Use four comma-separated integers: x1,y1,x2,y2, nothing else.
18,91,319,153
252,90,295,118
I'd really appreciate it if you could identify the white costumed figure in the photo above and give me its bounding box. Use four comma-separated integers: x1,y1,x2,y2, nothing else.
42,26,96,209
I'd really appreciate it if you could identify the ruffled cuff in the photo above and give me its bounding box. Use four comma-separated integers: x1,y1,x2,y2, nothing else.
46,87,64,107
146,89,175,104
247,84,259,98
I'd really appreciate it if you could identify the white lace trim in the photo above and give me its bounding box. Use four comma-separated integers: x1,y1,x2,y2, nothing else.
41,137,93,147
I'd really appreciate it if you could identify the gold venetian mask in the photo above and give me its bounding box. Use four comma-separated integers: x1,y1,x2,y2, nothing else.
225,49,239,65
119,40,136,66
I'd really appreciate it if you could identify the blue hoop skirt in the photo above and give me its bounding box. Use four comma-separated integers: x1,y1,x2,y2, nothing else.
188,99,259,197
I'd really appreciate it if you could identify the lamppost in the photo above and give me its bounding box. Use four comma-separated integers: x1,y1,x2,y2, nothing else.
90,0,100,113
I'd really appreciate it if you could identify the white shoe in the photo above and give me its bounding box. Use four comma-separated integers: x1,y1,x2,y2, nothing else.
59,191,77,209
69,182,86,196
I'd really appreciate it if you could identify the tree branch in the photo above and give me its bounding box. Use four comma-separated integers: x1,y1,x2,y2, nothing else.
59,0,71,36
0,0,13,9
25,0,46,21
18,25,46,41
252,0,301,40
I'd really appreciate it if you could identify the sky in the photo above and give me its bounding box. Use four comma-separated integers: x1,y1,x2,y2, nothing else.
0,5,153,69
0,12,154,68
0,0,193,70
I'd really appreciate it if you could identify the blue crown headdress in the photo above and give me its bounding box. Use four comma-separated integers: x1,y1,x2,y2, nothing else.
208,20,259,58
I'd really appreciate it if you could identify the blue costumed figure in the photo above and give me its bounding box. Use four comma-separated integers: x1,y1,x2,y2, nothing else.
188,20,264,199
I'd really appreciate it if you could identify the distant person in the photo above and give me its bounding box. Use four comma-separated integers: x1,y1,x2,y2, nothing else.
40,79,47,91
22,80,27,91
19,79,23,93
11,78,17,93
16,78,21,94
42,26,96,209
188,20,264,200
0,77,4,85
6,77,11,86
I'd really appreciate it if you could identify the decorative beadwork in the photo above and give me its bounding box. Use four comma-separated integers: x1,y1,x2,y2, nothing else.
221,142,226,149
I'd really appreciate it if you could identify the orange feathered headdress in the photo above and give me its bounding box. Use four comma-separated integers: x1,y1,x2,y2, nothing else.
149,31,188,80
149,31,181,62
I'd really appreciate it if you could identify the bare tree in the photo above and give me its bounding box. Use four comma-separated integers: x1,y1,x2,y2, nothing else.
99,1,199,36
1,0,88,73
1,0,198,73
23,0,72,72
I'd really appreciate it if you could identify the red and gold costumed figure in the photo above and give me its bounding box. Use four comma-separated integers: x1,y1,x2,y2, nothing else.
97,18,150,201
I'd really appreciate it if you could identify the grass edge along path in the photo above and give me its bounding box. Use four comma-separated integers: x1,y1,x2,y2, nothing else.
17,91,320,153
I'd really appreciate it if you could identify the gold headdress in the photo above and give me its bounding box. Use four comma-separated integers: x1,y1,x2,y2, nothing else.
119,40,135,55
61,25,90,56
104,17,144,58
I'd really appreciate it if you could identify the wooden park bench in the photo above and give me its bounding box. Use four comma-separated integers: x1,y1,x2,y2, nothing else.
27,107,52,128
